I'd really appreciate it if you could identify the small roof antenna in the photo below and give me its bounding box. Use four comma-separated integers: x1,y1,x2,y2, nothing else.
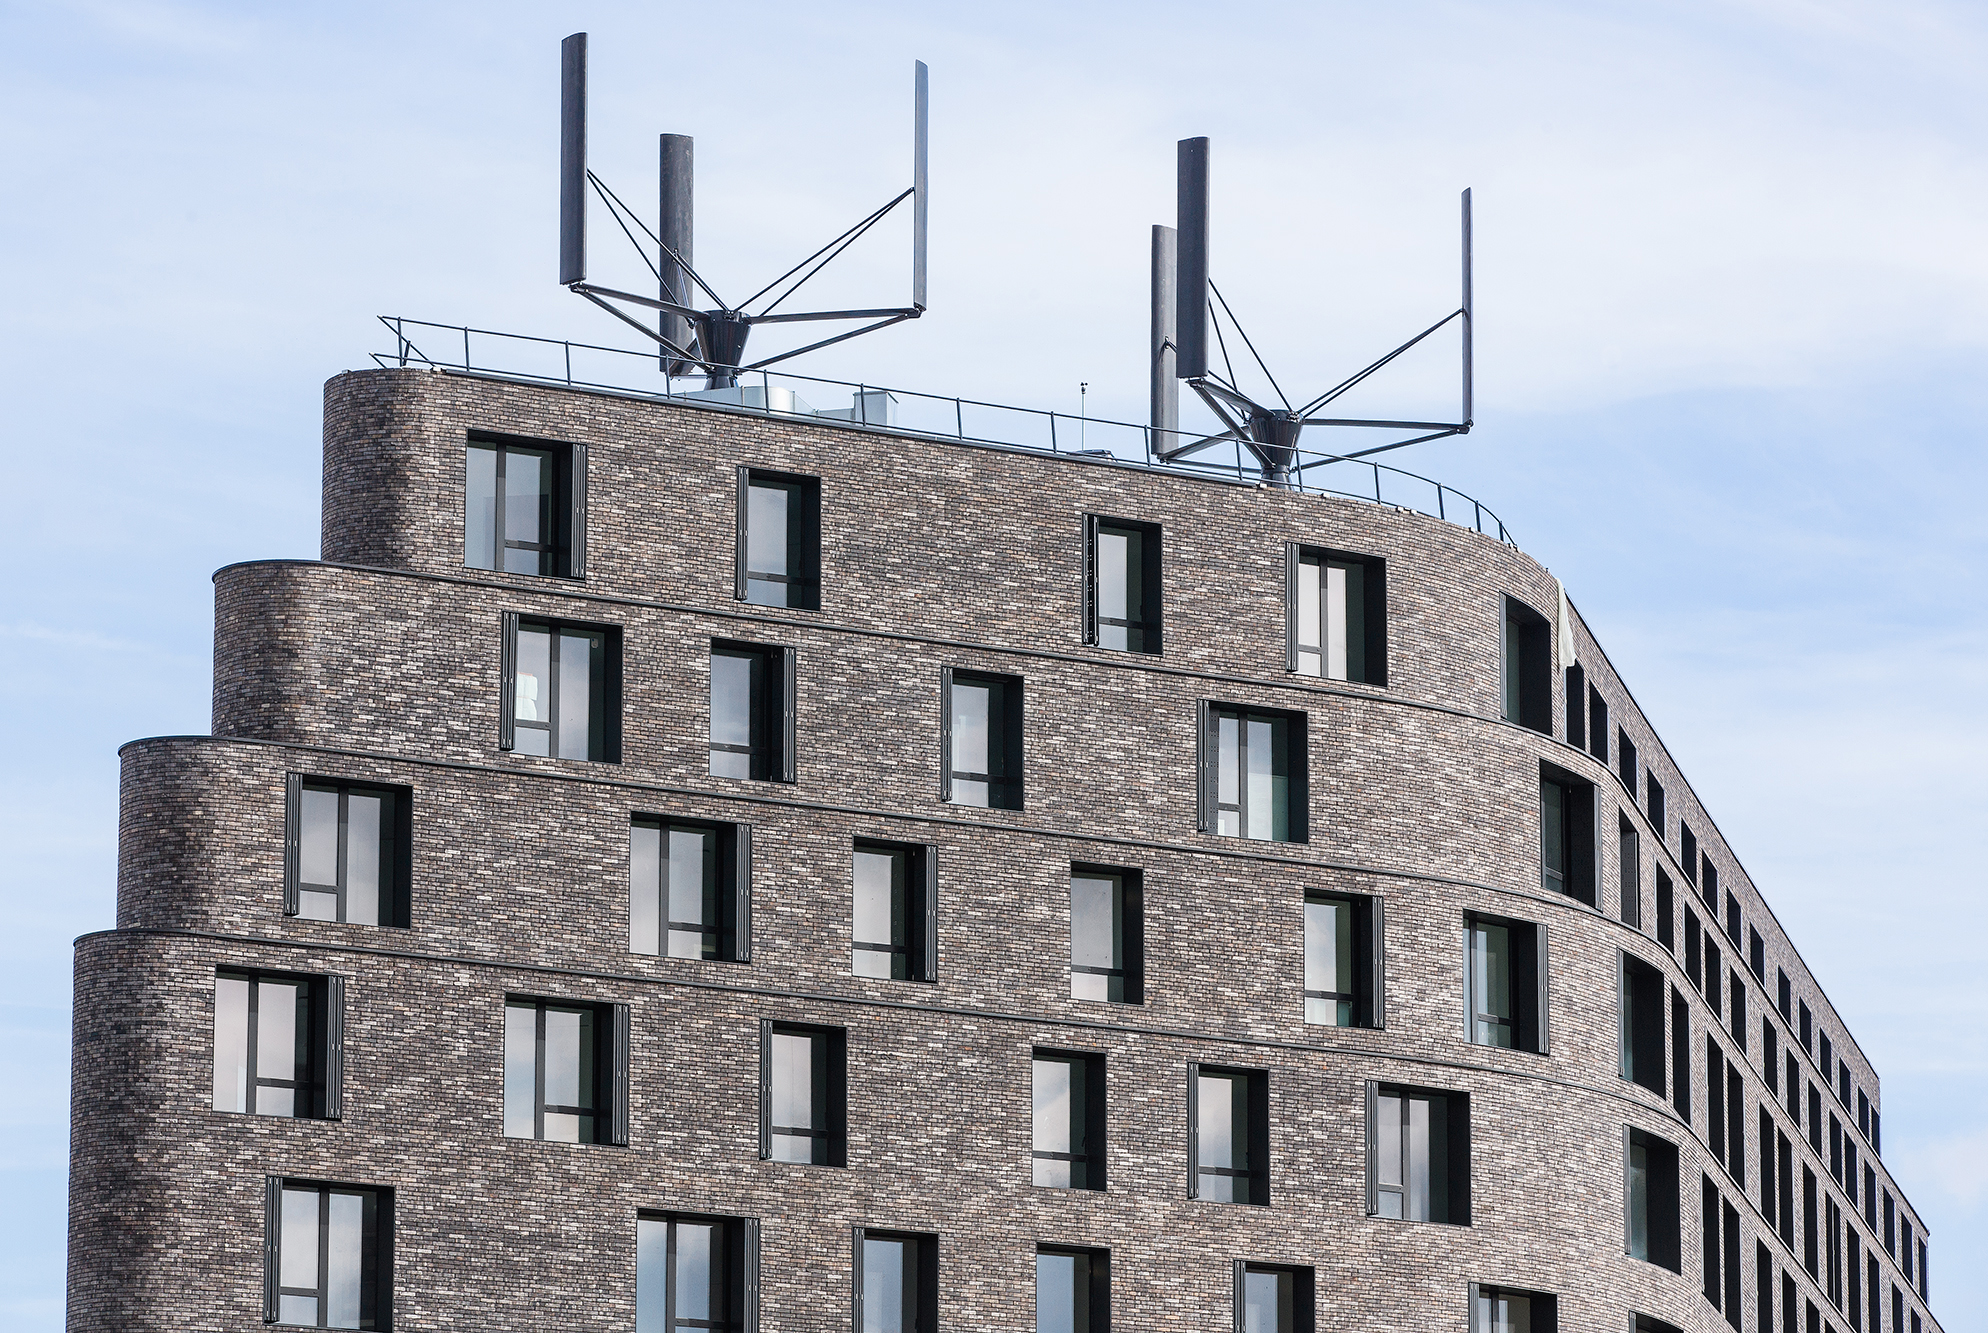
558,33,930,389
1150,135,1474,489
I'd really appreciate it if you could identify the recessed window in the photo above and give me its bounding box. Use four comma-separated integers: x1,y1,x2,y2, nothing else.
1701,1176,1743,1323
1647,774,1666,835
1625,1127,1682,1271
1032,1049,1106,1190
1287,545,1385,684
1749,927,1766,982
285,777,410,927
265,1179,391,1330
501,614,620,761
1617,727,1638,794
1189,1064,1270,1204
1234,1262,1315,1333
1304,891,1382,1027
630,816,751,962
1729,971,1748,1050
1587,685,1609,763
1778,969,1793,1021
1539,762,1596,906
760,1021,847,1166
1655,867,1675,952
1198,702,1307,842
1470,1286,1554,1333
1618,813,1642,928
1068,866,1143,1003
709,642,796,782
636,1212,757,1333
1681,823,1699,885
1500,596,1552,733
854,840,938,981
1368,1083,1470,1224
503,996,627,1145
1620,952,1666,1097
736,468,821,609
1799,1000,1813,1053
1634,1316,1684,1333
1085,516,1162,653
1465,911,1548,1053
942,668,1023,809
465,434,585,578
1564,663,1586,749
853,1229,939,1333
1035,1246,1108,1333
1685,908,1702,986
1763,1019,1779,1092
214,969,343,1119
1671,986,1692,1122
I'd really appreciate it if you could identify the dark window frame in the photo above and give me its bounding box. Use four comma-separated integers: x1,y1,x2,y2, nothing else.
1285,543,1386,685
1187,1063,1271,1205
284,775,412,927
735,467,821,610
1366,1082,1472,1225
851,1227,939,1333
1032,1047,1107,1191
215,967,344,1121
940,667,1024,810
498,613,622,762
464,430,587,579
1500,596,1552,734
1035,1245,1110,1333
1197,701,1309,843
630,814,752,963
1232,1261,1316,1333
1069,864,1144,1005
708,640,798,783
1618,811,1642,928
1468,1283,1557,1333
1620,952,1666,1097
1625,1125,1682,1272
1084,515,1163,654
759,1020,848,1167
852,839,939,983
264,1177,393,1330
1303,889,1383,1029
1587,684,1609,764
1465,910,1549,1055
1617,726,1639,795
502,994,629,1146
1655,867,1675,952
637,1210,760,1333
1539,761,1598,908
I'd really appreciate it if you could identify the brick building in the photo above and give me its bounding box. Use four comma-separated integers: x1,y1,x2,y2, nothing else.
68,365,1942,1332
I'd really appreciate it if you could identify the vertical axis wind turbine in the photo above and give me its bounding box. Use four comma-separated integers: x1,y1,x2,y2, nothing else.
557,33,930,389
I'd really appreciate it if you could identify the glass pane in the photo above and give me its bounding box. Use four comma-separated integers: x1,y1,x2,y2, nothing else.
1325,562,1349,681
636,1217,666,1333
1472,923,1514,1046
862,1237,908,1333
1198,1073,1235,1169
1097,529,1131,651
1246,718,1275,841
1629,1139,1650,1260
1069,876,1118,974
503,1003,536,1138
1480,1292,1532,1333
1541,780,1565,891
280,1187,320,1292
1034,1058,1073,1156
1296,557,1322,673
1036,1252,1085,1333
1217,714,1240,836
298,890,338,922
279,1295,319,1326
710,652,754,757
213,975,249,1112
1376,1093,1403,1189
1243,1269,1292,1333
1407,1095,1431,1220
256,980,300,1115
853,849,903,964
515,628,551,723
544,1007,592,1114
345,793,381,926
673,1220,717,1322
325,1191,364,1329
770,1030,820,1158
630,823,661,955
556,633,595,761
747,483,790,579
1305,898,1350,1025
504,448,548,550
466,445,498,569
667,827,719,959
950,682,990,784
299,787,340,888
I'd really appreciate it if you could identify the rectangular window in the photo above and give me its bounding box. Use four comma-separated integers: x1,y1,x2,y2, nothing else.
1804,1166,1819,1277
1848,1228,1862,1328
1702,1175,1723,1307
1708,1039,1728,1164
1863,1166,1876,1230
1539,762,1596,906
1681,823,1699,885
285,777,410,927
500,614,620,761
636,1212,758,1333
1647,775,1666,837
1070,866,1143,1003
1868,1257,1881,1333
1761,1106,1777,1228
1655,867,1675,951
1725,894,1743,949
1749,927,1766,982
1729,972,1747,1050
760,1022,847,1166
1565,664,1586,750
631,817,751,962
1838,1059,1853,1110
1198,702,1307,842
1779,969,1793,1021
1621,953,1666,1096
1368,1083,1470,1224
853,1229,938,1333
1619,813,1642,927
503,996,627,1145
265,1179,390,1330
1779,1132,1796,1249
465,434,585,578
1858,1089,1871,1140
1705,860,1722,912
1846,1138,1858,1205
853,841,938,982
1705,941,1723,1016
1787,1054,1802,1120
942,668,1023,809
1685,909,1702,986
1085,516,1162,654
1287,545,1384,684
1618,726,1638,793
1723,1198,1743,1328
1636,1315,1685,1333
1625,1126,1682,1271
215,969,343,1119
1827,1197,1843,1308
1304,891,1382,1027
1831,1114,1843,1183
1501,596,1552,733
1727,1067,1746,1184
1671,987,1692,1123
736,468,820,609
1900,1219,1913,1284
1189,1064,1270,1204
1470,1285,1554,1333
1764,1020,1779,1091
1883,1192,1894,1255
1757,1243,1775,1333
1234,1262,1315,1333
1810,1085,1824,1154
1465,912,1548,1053
709,642,797,782
1035,1246,1108,1333
1032,1049,1106,1190
1587,685,1609,763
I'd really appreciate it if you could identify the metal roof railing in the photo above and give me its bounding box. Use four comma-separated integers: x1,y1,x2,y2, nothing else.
372,316,1516,547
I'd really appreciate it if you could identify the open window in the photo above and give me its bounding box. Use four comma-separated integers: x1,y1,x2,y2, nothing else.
852,1229,939,1333
1085,516,1162,653
630,816,751,962
465,432,586,578
1368,1083,1470,1224
637,1212,759,1333
736,467,821,609
285,776,411,927
1500,596,1552,733
1285,544,1385,684
265,1179,392,1329
1465,911,1548,1054
500,614,621,762
1469,1285,1556,1333
1032,1048,1106,1190
1035,1247,1108,1333
1233,1262,1315,1333
1304,890,1383,1027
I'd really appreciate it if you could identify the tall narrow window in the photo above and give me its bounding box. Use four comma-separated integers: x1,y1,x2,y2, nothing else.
1619,813,1642,927
501,615,619,761
1470,1285,1552,1332
1189,1065,1270,1204
631,817,750,962
1287,545,1384,684
1618,727,1638,793
465,435,585,577
1539,763,1596,906
1199,703,1306,842
942,668,1023,810
1655,867,1675,952
1234,1263,1315,1333
266,1180,391,1330
637,1213,757,1333
1681,824,1699,885
1620,953,1666,1096
1671,986,1692,1122
503,996,626,1145
1625,1126,1682,1271
1587,685,1609,763
1647,774,1666,837
1085,516,1162,653
1035,1246,1108,1333
1304,891,1382,1027
1729,972,1748,1050
1705,860,1722,913
737,468,821,609
1070,867,1142,1003
1032,1049,1106,1190
1500,596,1552,733
1702,1176,1723,1307
1750,927,1766,982
1565,664,1586,749
1761,1106,1777,1228
854,841,937,982
285,778,410,927
1764,1020,1779,1091
215,969,342,1119
709,642,796,782
1368,1084,1470,1224
853,1230,939,1333
760,1022,847,1166
1466,912,1547,1053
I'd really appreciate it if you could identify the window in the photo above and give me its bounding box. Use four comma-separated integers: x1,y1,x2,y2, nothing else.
853,1230,938,1333
1730,971,1748,1049
1685,908,1702,986
1287,545,1384,684
1587,685,1609,763
1883,1191,1894,1255
1367,1083,1470,1223
1847,1229,1862,1326
285,778,410,927
1867,1257,1881,1333
1500,596,1552,733
1858,1089,1871,1140
1845,1137,1858,1203
1655,867,1675,952
1620,953,1666,1096
465,434,585,577
1779,969,1793,1021
1681,823,1699,885
1619,813,1642,927
1671,986,1692,1122
1539,762,1596,906
503,996,627,1144
1727,1066,1746,1183
1704,860,1722,912
854,841,938,982
1035,1246,1108,1333
1626,1127,1682,1271
1750,927,1766,982
631,817,751,962
1564,664,1586,749
709,642,797,782
1725,893,1742,948
1618,727,1638,793
1761,1107,1777,1228
1085,516,1162,653
214,969,342,1119
1787,1054,1802,1119
636,1212,758,1333
736,468,820,609
1069,866,1143,1003
1809,1084,1824,1154
1033,1050,1106,1190
1862,1165,1876,1229
760,1022,847,1166
1470,1285,1554,1333
1636,1316,1684,1333
265,1179,390,1330
500,614,620,761
1708,1040,1728,1164
1831,1116,1844,1182
1304,891,1382,1027
1198,702,1306,842
1703,1176,1741,1320
1705,941,1723,1015
1764,1020,1779,1091
1189,1064,1269,1204
942,668,1023,809
1804,1166,1819,1276
1465,912,1548,1053
1647,774,1666,837
1779,1131,1796,1249
1234,1262,1315,1333
1838,1059,1853,1110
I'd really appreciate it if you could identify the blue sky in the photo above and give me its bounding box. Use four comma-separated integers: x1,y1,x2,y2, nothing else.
2,0,1984,1327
